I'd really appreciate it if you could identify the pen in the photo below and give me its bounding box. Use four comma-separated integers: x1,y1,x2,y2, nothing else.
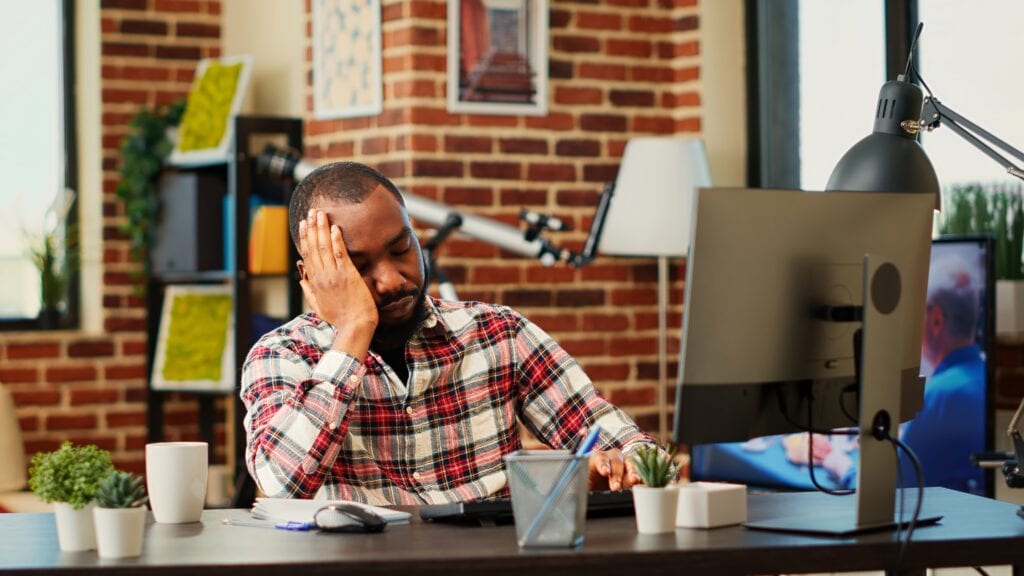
221,518,316,531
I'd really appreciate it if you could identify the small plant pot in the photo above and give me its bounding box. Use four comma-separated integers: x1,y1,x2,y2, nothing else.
93,506,146,559
632,485,679,534
53,501,97,552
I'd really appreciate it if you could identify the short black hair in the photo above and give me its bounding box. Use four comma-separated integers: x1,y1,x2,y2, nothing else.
288,161,405,251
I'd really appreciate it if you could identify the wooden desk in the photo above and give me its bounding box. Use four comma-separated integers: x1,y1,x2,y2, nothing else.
2,488,1022,576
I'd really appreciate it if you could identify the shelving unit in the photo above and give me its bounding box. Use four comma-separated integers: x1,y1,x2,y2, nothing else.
145,116,303,508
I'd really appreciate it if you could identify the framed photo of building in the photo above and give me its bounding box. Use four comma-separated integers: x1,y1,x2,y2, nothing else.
312,0,383,119
447,0,549,116
151,285,234,392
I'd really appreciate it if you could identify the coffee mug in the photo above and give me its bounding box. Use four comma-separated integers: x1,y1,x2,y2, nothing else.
146,442,208,523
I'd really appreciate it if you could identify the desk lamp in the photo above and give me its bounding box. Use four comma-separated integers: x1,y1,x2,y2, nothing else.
599,138,711,442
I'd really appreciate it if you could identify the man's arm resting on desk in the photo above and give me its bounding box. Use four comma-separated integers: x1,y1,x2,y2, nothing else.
242,342,365,499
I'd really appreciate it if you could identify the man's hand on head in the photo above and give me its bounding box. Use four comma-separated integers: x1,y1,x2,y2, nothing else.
588,448,641,491
297,209,378,359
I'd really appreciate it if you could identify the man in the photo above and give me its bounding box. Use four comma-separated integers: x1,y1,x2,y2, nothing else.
241,162,654,505
901,254,986,494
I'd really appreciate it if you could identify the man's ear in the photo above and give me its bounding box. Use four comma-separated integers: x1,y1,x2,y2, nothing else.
296,260,307,280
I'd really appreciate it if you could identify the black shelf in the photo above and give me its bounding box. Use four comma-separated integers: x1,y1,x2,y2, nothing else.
145,116,303,509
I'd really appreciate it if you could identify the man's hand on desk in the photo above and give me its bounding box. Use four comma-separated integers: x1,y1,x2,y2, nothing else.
588,448,641,491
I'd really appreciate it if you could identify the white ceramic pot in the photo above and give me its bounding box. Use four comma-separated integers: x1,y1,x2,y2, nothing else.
53,501,96,551
632,485,680,534
93,506,146,559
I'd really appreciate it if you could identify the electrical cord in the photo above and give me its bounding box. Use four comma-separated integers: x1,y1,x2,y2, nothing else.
882,433,924,573
806,392,855,496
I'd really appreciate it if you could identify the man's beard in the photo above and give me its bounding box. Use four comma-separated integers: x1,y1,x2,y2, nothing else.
371,288,427,350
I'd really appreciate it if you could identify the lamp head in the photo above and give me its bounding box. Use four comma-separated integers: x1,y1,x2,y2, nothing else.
826,78,940,197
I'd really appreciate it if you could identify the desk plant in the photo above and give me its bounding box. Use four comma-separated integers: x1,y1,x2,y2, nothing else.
631,444,680,534
25,190,77,328
28,442,114,551
93,470,149,559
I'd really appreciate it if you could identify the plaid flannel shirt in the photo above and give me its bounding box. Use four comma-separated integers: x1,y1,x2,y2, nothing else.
241,296,652,506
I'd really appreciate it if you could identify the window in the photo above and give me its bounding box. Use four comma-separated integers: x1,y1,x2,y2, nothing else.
0,0,77,329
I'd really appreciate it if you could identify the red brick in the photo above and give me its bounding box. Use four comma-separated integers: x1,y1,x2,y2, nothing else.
107,411,147,428
628,15,673,33
409,107,459,126
608,337,659,356
527,164,576,182
176,22,220,38
500,189,548,206
102,42,151,57
102,0,148,9
526,267,575,283
663,91,701,108
530,313,579,333
631,66,673,83
104,272,134,286
674,66,700,82
675,14,699,32
578,63,627,81
553,35,601,53
9,390,61,406
46,366,98,383
19,415,39,432
47,414,99,430
361,136,390,155
610,89,655,107
607,39,652,58
471,266,522,285
392,79,436,98
497,138,547,156
443,187,494,206
466,116,519,128
549,59,573,79
410,54,447,72
556,189,599,207
102,89,148,104
581,264,630,281
470,162,521,180
445,136,492,154
105,317,147,332
583,163,619,182
555,139,600,157
154,0,202,11
580,114,627,132
633,116,675,134
68,341,115,358
608,0,649,6
409,0,446,19
561,338,606,358
661,39,700,59
583,313,630,331
584,363,631,381
388,26,440,47
121,19,169,35
675,117,702,132
503,289,553,307
70,389,120,405
444,239,497,258
526,113,574,131
550,9,571,28
207,0,222,15
155,45,202,60
382,1,403,21
411,159,463,178
556,289,605,307
554,87,602,105
577,12,622,30
24,440,64,454
611,288,658,306
106,365,148,380
7,343,61,359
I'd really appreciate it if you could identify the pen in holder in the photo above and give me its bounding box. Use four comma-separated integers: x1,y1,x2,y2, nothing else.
507,427,602,548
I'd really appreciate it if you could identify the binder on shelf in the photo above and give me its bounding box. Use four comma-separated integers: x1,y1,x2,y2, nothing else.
249,205,289,274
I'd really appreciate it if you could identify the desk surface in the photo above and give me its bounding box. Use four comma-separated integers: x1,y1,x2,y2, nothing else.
2,488,1022,576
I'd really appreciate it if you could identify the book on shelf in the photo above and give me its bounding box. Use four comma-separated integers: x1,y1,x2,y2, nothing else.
251,497,412,525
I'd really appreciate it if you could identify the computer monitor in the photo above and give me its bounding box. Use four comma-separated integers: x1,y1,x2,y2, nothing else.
672,187,938,535
688,236,995,497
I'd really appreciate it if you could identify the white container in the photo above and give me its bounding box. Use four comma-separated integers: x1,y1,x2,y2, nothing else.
94,506,146,558
675,481,747,528
632,485,679,534
145,442,208,524
53,501,96,551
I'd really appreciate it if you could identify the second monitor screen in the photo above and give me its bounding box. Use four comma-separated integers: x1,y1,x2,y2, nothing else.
689,237,992,496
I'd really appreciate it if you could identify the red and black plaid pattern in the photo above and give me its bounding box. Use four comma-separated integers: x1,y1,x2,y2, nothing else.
242,296,652,506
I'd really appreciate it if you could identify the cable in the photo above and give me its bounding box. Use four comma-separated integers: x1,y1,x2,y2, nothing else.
973,568,991,576
883,433,924,573
902,22,925,79
806,392,855,496
774,385,859,437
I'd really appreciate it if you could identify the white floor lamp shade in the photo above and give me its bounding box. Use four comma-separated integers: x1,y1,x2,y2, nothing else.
599,138,712,442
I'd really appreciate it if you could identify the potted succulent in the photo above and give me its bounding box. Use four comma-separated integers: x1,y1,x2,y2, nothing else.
28,442,115,551
93,470,149,559
631,444,680,534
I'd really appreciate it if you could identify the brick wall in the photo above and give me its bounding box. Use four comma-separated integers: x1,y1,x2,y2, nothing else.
0,0,223,474
303,0,703,434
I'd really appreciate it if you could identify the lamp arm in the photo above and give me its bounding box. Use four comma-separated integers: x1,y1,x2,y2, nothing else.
920,98,1024,181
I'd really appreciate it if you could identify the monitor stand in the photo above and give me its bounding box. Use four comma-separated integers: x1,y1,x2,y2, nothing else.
744,491,943,536
747,256,941,537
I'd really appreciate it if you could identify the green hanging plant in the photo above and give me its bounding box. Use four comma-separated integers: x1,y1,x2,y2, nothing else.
115,100,186,290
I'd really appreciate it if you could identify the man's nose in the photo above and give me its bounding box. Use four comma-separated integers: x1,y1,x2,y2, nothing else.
371,262,405,296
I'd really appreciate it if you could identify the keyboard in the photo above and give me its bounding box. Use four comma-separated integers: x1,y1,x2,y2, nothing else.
419,490,635,526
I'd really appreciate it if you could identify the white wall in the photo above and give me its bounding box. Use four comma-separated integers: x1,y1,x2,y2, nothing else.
222,0,306,117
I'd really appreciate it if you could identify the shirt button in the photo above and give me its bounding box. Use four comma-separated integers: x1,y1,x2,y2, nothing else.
348,374,360,384
328,421,337,430
412,472,422,481
406,406,414,416
423,315,437,328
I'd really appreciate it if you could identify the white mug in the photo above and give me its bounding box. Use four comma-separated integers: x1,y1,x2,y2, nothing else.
146,442,208,523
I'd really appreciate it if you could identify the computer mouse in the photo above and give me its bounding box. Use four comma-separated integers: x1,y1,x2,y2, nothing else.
315,503,388,533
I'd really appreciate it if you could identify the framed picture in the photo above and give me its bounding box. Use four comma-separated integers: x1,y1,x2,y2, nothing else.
447,0,548,116
151,285,234,392
312,0,383,119
168,55,253,167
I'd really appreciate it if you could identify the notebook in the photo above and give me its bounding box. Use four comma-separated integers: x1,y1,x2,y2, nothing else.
252,497,412,525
